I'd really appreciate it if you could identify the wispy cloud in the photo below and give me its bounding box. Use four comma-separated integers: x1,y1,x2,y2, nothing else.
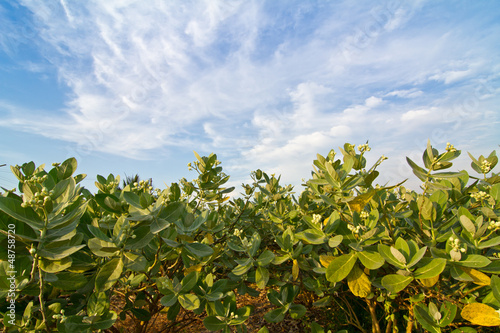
0,0,498,189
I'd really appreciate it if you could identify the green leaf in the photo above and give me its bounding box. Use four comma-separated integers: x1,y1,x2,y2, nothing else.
48,272,88,290
264,308,286,323
407,157,428,181
414,304,441,333
232,262,253,276
295,228,326,245
87,225,113,243
326,253,357,283
139,192,154,208
0,197,44,230
193,151,205,166
328,235,343,248
160,291,178,307
130,308,151,322
407,246,428,268
150,218,170,234
95,258,124,292
124,226,155,250
39,257,72,273
439,301,457,327
123,252,148,272
58,157,78,179
431,170,468,179
390,246,407,265
38,244,86,260
88,238,120,257
460,215,476,235
381,274,413,293
491,275,500,302
256,250,275,266
356,251,385,270
414,258,446,279
256,266,269,289
178,294,200,310
204,316,227,331
95,194,122,214
459,255,491,268
478,236,500,249
289,304,307,319
378,244,406,269
490,183,500,201
87,292,108,317
180,271,199,293
184,242,214,258
61,315,92,332
423,140,436,169
256,326,269,333
122,191,143,209
418,196,436,222
230,305,252,325
249,232,262,257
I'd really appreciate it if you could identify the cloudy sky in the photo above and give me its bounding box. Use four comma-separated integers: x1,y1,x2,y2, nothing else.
0,0,499,193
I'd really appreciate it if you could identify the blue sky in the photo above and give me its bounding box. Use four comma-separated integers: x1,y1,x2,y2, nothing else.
0,0,499,193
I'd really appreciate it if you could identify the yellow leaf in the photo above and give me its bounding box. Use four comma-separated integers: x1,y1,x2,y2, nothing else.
347,265,371,298
320,255,335,268
292,259,299,281
184,264,202,275
418,274,439,287
461,303,500,326
347,190,376,213
460,267,491,286
205,233,214,245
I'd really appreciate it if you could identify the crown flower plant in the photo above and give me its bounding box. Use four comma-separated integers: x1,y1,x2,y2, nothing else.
0,141,499,332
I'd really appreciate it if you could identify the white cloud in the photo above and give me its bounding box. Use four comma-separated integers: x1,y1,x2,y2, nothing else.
430,69,473,84
401,108,434,122
385,88,423,98
0,1,499,190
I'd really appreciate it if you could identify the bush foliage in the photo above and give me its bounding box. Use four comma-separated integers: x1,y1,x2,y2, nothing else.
0,141,499,332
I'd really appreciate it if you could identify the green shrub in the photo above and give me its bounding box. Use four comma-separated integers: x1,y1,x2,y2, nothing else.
0,141,499,332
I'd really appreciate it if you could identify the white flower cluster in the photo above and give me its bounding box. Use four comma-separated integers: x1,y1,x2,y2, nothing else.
133,179,153,192
360,211,369,220
328,149,336,160
24,174,48,185
481,160,492,174
312,214,322,225
233,228,243,237
470,191,490,201
104,179,120,192
358,143,371,153
21,187,54,208
52,309,66,323
445,142,457,152
487,221,500,231
100,214,114,224
449,236,466,253
348,224,362,234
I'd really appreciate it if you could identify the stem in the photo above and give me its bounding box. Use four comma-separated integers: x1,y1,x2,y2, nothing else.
38,262,50,332
385,318,392,333
406,306,414,333
366,299,381,333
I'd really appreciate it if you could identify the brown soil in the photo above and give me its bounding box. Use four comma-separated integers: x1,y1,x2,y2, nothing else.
106,287,330,333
